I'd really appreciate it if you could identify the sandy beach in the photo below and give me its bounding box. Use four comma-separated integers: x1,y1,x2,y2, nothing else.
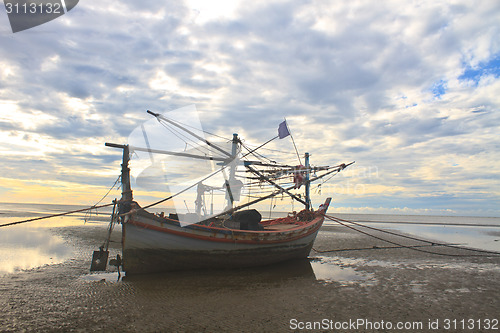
1,221,499,332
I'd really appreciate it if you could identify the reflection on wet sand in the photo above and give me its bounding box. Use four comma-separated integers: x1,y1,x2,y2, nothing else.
0,207,112,276
0,224,72,275
309,256,374,285
83,259,315,284
81,256,373,287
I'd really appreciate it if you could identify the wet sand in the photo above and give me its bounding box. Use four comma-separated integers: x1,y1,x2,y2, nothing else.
1,223,499,332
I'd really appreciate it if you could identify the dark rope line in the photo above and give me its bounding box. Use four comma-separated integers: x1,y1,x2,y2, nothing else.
313,243,464,253
149,111,232,158
327,215,450,246
319,169,340,184
327,216,459,257
84,176,122,223
327,215,500,256
242,144,296,155
335,220,500,228
136,163,229,212
241,143,276,164
158,120,225,158
159,113,231,142
324,215,500,257
0,202,115,228
92,175,121,207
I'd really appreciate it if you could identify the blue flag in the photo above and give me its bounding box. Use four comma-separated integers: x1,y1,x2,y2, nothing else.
278,120,290,139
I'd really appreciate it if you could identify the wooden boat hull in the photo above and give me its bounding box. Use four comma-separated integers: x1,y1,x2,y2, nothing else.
122,209,325,274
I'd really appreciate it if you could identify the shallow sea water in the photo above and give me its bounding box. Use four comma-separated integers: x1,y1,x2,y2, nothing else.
324,213,500,253
0,223,70,276
1,203,499,278
0,208,103,276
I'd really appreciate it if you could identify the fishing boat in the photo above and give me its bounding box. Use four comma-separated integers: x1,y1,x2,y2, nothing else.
94,108,353,274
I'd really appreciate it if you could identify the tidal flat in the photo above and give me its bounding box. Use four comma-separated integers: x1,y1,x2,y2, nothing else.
0,211,499,332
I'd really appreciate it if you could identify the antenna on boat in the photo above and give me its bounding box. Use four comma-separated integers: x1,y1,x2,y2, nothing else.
284,118,302,165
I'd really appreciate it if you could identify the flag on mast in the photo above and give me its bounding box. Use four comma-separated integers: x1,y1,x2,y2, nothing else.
278,120,290,139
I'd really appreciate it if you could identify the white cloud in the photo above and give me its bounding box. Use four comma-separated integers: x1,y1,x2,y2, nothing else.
186,0,241,24
0,0,498,214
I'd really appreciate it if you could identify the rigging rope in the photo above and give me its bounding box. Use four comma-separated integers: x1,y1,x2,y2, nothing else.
242,143,296,155
135,160,231,212
158,120,225,158
93,175,121,207
159,113,231,142
149,110,232,158
84,175,122,223
241,142,276,164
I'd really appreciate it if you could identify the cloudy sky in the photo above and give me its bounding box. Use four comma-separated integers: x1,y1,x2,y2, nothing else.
0,0,499,216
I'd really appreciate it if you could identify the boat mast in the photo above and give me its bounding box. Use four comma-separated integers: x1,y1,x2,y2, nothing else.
121,145,133,204
225,133,239,208
230,133,238,178
305,152,311,210
105,143,133,216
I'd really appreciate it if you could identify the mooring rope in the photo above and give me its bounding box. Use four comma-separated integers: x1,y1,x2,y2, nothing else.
321,214,500,257
1,174,123,228
0,202,115,228
313,243,463,253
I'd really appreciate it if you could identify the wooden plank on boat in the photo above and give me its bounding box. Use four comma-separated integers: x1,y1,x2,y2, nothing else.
263,224,298,231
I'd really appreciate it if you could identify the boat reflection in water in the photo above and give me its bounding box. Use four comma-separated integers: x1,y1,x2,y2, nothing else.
83,256,372,287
